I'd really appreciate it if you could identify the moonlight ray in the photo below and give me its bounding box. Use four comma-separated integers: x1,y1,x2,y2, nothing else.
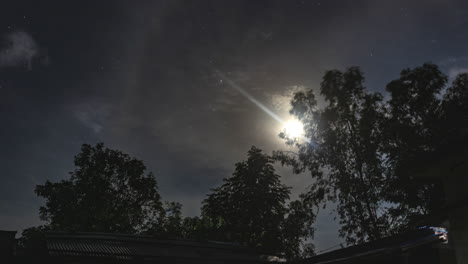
214,69,285,124
214,69,308,141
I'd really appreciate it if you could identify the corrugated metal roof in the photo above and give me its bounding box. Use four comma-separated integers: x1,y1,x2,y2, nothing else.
295,227,448,264
45,232,265,263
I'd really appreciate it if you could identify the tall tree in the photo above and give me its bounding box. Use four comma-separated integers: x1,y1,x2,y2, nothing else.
383,64,448,224
275,67,406,244
35,143,164,234
383,64,468,226
202,146,314,258
275,64,464,245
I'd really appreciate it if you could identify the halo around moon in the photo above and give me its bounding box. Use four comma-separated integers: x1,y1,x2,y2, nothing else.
284,119,304,138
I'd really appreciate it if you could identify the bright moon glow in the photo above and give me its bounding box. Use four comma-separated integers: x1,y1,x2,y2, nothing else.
284,120,304,138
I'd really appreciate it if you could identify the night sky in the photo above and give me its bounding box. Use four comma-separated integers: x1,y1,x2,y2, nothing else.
1,0,468,251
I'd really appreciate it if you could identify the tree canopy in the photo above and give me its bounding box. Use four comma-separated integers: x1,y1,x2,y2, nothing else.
29,144,316,260
202,146,315,259
274,63,464,244
35,143,164,234
22,63,465,258
275,67,393,243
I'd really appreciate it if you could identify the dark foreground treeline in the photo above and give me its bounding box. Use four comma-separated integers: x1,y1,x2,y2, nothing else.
19,63,467,261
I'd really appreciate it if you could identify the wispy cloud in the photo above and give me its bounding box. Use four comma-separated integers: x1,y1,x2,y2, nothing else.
439,56,468,67
74,103,111,134
0,31,39,70
448,67,468,80
270,85,306,114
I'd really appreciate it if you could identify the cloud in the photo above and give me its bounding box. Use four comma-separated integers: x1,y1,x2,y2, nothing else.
439,56,468,66
270,85,306,114
0,31,39,70
448,67,468,81
74,103,111,134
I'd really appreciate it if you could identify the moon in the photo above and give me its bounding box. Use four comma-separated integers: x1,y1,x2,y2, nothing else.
284,119,304,138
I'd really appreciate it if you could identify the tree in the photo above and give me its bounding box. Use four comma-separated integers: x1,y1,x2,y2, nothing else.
165,214,229,241
275,67,394,244
442,72,468,131
18,225,50,254
143,201,186,238
382,64,467,227
202,146,315,258
385,63,447,169
34,143,164,234
281,199,316,259
383,64,448,226
275,63,465,245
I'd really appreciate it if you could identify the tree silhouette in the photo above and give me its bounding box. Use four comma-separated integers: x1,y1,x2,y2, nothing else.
34,143,164,233
383,64,467,226
383,64,448,228
274,64,462,244
202,146,315,258
143,201,186,238
278,67,393,244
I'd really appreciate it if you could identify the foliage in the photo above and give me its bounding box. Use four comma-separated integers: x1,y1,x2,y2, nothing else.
383,64,467,229
202,146,315,258
169,215,232,241
281,199,316,259
35,143,164,234
385,63,447,166
443,72,468,126
275,67,392,244
143,201,184,238
274,64,461,244
383,64,448,227
27,143,314,260
18,225,50,252
143,202,218,240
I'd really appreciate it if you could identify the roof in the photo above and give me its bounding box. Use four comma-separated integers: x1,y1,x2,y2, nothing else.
296,227,447,264
45,232,270,263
